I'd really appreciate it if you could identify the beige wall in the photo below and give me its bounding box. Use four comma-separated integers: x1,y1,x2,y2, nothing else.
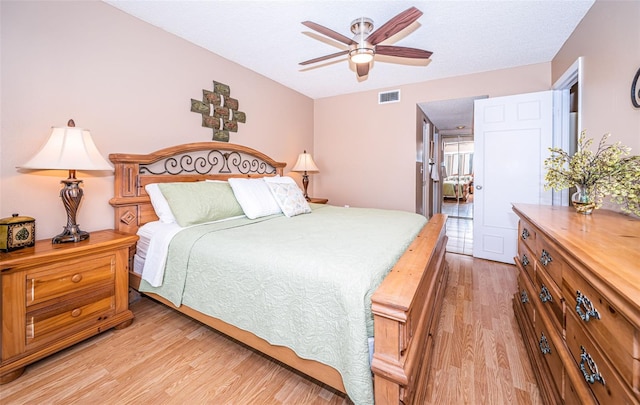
552,0,640,151
313,63,551,211
1,1,313,239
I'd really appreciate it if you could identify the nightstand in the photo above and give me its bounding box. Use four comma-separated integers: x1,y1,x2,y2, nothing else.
308,197,329,204
0,230,138,384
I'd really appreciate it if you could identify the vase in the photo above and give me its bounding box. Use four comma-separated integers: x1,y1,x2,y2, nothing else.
571,184,596,214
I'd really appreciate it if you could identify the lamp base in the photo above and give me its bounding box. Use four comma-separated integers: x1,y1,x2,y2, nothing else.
301,172,310,200
52,228,89,244
52,174,90,244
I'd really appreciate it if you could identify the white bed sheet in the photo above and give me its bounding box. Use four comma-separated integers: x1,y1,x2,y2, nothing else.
136,221,184,286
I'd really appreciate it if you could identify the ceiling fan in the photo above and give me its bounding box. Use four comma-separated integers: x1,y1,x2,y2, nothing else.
299,7,432,78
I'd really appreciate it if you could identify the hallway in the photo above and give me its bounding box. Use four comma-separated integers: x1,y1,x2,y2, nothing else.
442,201,473,255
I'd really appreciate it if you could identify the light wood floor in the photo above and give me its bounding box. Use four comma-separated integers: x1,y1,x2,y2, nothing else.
1,254,541,404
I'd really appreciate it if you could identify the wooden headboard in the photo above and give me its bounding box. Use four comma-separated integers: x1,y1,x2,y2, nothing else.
108,142,286,234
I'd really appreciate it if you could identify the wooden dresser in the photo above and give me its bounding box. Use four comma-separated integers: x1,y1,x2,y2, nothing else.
512,204,640,404
0,230,138,383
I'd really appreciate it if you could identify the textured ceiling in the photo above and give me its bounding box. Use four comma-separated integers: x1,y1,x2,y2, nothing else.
419,96,485,135
104,0,594,102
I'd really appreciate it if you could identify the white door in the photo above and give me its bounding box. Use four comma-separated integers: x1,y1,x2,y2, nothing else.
473,91,554,263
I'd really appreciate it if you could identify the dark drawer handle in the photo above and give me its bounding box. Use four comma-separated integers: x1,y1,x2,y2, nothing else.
71,308,82,317
71,273,83,283
520,290,529,304
576,290,601,322
539,333,551,355
539,285,553,303
521,254,530,267
540,249,553,266
580,346,605,386
521,228,530,240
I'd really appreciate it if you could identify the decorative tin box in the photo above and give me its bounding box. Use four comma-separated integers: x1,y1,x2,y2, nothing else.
0,214,36,252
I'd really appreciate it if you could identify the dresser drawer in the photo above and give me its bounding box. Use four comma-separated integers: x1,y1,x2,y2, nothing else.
563,264,638,391
517,240,535,284
517,270,535,327
535,319,564,396
535,262,564,332
518,219,537,257
26,254,115,306
26,287,115,347
566,310,637,404
564,372,597,405
535,236,564,289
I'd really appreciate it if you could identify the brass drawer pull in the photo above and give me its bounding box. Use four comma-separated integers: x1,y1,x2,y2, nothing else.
521,228,530,240
539,333,551,355
71,308,82,317
539,285,553,303
540,249,553,266
580,346,605,386
520,290,529,304
71,273,83,283
521,254,530,267
576,290,601,322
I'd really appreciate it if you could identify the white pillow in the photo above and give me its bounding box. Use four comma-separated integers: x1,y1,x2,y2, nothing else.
263,175,296,185
145,183,176,223
228,178,282,219
266,181,311,217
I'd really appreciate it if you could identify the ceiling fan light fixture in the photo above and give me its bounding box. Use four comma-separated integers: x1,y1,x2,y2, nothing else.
299,7,430,77
349,47,374,64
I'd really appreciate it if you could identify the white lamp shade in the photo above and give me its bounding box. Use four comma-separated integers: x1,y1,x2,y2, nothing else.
292,151,319,173
20,125,113,171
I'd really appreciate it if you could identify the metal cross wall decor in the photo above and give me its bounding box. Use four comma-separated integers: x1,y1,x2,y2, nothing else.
190,81,247,142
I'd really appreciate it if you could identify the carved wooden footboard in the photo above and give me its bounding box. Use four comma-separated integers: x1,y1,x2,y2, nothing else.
109,142,449,404
372,214,449,404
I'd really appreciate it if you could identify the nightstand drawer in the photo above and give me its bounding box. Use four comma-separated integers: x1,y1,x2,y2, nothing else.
27,287,115,347
26,254,115,307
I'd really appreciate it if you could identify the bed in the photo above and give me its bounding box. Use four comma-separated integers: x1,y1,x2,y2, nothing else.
442,175,472,200
109,142,448,404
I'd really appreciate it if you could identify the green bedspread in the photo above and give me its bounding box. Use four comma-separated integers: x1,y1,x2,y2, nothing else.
140,204,426,404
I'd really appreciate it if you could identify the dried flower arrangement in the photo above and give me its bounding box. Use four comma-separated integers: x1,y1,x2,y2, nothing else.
544,132,640,216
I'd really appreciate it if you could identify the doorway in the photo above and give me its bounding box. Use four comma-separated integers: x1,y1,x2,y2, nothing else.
441,136,474,255
417,96,485,256
441,136,474,219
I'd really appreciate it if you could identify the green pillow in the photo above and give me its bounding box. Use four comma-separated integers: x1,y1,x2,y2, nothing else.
158,181,244,227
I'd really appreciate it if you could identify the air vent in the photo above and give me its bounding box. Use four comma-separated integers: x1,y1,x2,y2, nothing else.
378,90,400,104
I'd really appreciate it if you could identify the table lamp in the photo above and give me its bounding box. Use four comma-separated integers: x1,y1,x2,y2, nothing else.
292,150,319,200
20,119,113,243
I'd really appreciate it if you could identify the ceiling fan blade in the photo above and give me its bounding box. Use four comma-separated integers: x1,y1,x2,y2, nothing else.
356,63,370,77
302,21,356,46
299,50,349,66
366,7,423,46
375,45,432,59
